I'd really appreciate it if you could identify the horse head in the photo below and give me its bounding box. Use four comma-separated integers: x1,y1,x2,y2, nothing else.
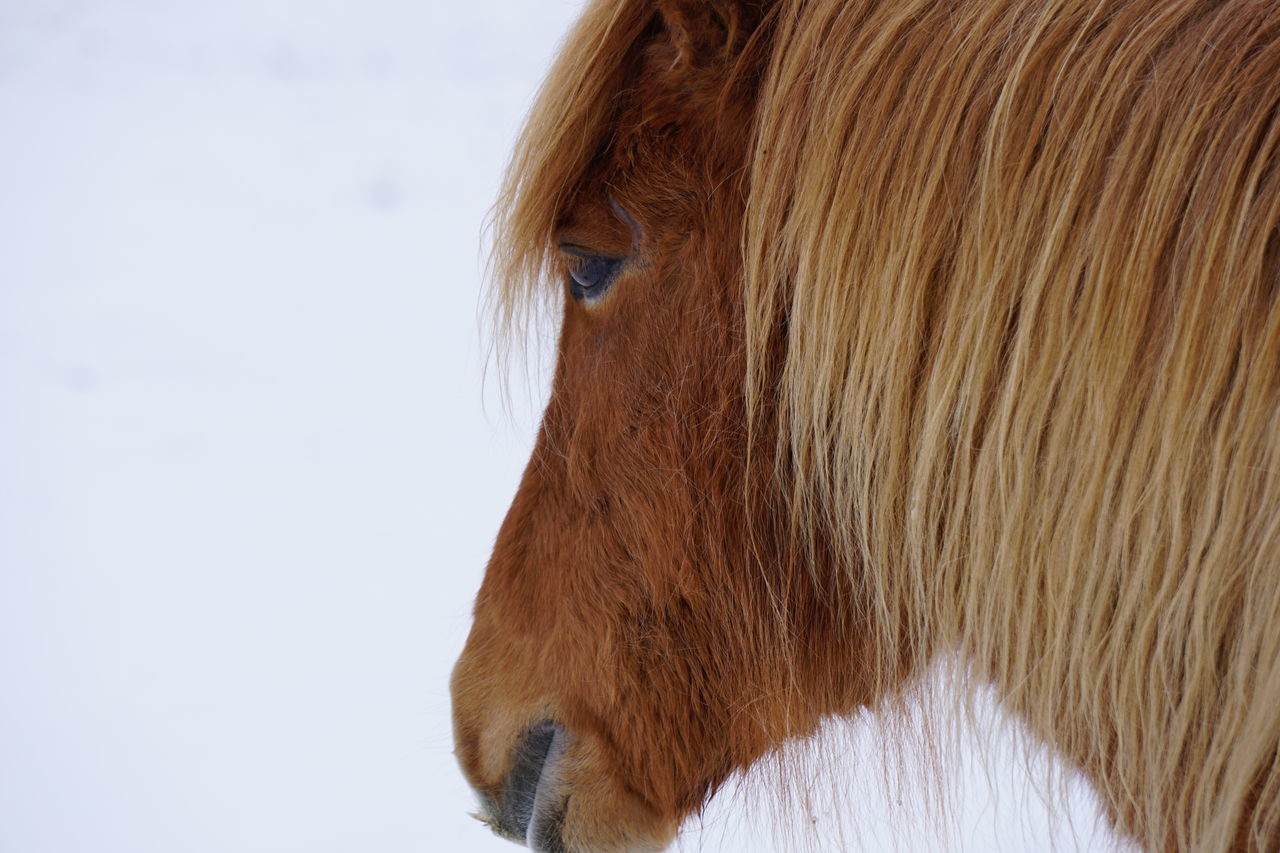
450,3,888,849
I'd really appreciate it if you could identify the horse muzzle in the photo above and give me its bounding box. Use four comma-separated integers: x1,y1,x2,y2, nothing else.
451,641,678,852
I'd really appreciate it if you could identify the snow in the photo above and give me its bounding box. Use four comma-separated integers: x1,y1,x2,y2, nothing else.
0,1,1116,850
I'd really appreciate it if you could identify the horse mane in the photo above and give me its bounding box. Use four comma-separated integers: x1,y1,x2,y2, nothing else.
492,1,1280,849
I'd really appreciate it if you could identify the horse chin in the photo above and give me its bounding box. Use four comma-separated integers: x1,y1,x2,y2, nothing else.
465,719,677,853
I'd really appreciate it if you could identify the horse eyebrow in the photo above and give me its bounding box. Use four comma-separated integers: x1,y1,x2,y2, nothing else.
556,242,620,260
607,197,642,251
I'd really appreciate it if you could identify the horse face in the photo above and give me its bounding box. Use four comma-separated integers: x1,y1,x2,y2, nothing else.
451,4,874,850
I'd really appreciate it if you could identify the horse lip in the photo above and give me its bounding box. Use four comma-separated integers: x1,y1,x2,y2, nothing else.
480,720,568,851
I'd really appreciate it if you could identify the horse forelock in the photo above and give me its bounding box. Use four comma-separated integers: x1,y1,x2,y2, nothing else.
487,1,773,363
486,0,1280,849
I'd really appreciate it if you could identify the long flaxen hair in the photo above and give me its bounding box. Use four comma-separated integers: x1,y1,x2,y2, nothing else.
471,0,1280,849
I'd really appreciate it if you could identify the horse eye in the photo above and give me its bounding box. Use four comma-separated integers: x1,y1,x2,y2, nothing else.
566,254,622,302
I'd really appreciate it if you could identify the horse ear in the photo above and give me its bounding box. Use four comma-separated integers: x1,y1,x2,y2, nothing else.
655,0,765,68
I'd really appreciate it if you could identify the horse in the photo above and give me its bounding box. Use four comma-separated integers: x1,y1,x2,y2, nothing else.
450,0,1280,849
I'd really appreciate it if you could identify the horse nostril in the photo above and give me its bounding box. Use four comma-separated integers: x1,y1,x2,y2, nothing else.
480,721,568,850
505,721,557,835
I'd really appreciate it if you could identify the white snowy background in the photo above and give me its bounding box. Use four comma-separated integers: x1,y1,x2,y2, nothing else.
0,1,1119,851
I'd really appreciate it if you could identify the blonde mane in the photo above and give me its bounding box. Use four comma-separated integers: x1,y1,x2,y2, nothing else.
491,1,1280,849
